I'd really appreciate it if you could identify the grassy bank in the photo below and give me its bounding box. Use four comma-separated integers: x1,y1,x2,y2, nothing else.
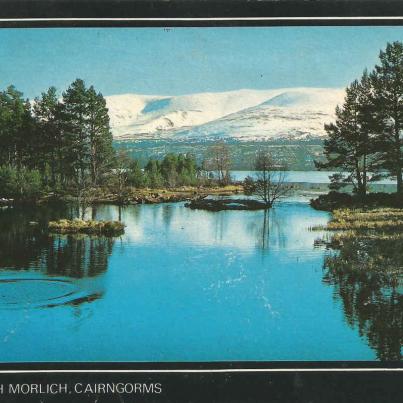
314,207,403,290
313,208,403,233
48,219,125,236
43,184,244,206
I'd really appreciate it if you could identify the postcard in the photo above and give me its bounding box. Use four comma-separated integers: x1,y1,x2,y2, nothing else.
0,8,402,402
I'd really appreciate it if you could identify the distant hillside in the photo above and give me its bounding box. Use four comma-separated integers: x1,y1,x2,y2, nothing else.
106,88,345,141
113,138,326,171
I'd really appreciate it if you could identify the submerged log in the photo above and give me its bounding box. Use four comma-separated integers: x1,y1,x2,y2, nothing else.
185,198,269,211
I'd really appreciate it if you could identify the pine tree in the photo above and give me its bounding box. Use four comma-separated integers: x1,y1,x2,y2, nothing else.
0,86,33,168
371,41,403,194
33,87,62,186
60,79,91,187
161,153,179,187
180,153,197,185
144,159,163,188
86,86,114,185
316,74,377,198
60,79,114,188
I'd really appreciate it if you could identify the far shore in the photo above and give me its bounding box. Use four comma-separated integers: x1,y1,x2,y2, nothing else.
43,184,244,206
1,181,398,208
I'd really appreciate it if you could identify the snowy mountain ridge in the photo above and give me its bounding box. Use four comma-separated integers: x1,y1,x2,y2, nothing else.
105,88,346,141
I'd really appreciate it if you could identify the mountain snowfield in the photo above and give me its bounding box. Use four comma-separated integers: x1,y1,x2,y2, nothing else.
106,88,346,141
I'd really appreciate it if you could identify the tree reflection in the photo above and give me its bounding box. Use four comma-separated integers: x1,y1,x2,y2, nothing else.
0,205,115,279
45,235,114,278
0,205,67,270
259,210,270,250
323,236,403,361
247,209,284,252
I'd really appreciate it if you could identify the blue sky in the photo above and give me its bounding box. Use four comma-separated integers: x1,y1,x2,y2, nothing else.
0,26,402,98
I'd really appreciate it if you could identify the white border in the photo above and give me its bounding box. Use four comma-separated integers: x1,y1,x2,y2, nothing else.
0,16,403,22
0,16,401,374
0,368,402,373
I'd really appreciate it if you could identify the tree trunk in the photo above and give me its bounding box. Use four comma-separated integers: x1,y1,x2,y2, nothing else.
395,122,402,194
397,167,402,194
362,153,367,198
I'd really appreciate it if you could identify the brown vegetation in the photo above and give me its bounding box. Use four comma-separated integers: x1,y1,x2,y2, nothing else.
48,219,125,236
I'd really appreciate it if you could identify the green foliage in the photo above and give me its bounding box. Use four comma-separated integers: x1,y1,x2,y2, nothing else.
143,153,197,188
316,73,376,197
33,86,60,184
144,159,163,188
60,79,114,188
317,41,403,196
0,165,17,197
0,165,43,200
371,41,403,193
0,86,35,168
0,78,115,202
310,191,403,211
127,159,146,188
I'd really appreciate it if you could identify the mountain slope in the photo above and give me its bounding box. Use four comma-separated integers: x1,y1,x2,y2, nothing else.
106,88,345,141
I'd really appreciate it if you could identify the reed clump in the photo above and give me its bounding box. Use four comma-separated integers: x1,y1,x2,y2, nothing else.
48,219,125,236
312,208,403,234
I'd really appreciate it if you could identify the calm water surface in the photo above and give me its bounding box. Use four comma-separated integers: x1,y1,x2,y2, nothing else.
231,170,396,184
0,194,398,362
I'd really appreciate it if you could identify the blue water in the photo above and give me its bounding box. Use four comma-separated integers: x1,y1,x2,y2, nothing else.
231,170,396,185
0,198,378,362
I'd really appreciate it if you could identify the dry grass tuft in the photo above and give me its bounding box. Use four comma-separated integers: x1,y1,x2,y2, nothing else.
48,219,125,236
312,208,403,235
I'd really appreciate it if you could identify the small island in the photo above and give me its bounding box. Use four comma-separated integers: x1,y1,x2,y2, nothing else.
185,198,268,211
48,219,125,236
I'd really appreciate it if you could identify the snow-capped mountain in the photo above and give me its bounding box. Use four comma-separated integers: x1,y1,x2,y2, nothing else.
106,88,345,141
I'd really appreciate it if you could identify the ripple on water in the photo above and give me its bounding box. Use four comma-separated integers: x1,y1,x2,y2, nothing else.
0,278,99,309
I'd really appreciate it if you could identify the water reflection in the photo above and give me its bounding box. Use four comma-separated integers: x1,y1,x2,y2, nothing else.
0,205,115,308
0,201,388,361
45,235,114,278
323,236,403,361
245,209,284,252
0,205,67,270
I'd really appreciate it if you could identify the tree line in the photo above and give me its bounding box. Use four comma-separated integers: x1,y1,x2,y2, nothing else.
0,76,289,206
0,79,114,199
112,151,198,196
317,41,403,197
0,78,204,200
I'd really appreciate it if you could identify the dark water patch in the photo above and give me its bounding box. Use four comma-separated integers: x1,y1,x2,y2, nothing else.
322,236,403,361
0,278,79,309
45,292,103,308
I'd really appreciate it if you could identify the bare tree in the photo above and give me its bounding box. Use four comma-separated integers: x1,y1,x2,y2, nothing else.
110,150,131,204
206,141,231,185
254,149,291,207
